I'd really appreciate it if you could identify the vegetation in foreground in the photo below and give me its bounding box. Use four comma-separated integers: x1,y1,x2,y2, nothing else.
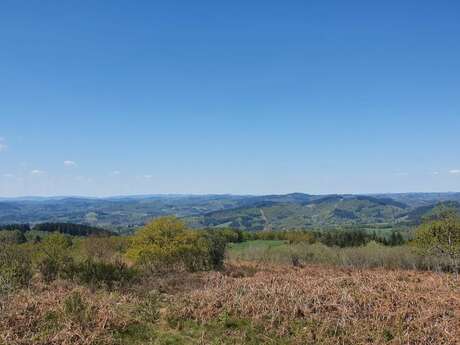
1,263,459,345
0,213,459,344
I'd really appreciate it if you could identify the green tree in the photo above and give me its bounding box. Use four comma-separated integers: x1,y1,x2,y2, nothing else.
414,210,460,276
36,233,75,282
126,216,223,273
285,231,316,244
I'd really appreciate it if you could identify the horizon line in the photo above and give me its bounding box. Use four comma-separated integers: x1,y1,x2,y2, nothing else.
1,191,459,200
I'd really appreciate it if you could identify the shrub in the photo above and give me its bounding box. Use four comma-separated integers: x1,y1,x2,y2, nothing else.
127,217,225,273
137,290,161,322
228,240,452,271
414,210,460,275
203,231,227,270
76,259,138,289
35,233,76,282
214,228,245,243
0,244,32,293
63,291,91,325
0,230,27,245
285,231,315,244
79,236,128,262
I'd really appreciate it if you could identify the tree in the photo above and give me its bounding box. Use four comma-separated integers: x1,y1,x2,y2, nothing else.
126,216,224,273
285,231,316,244
36,233,75,281
414,210,460,276
80,236,127,262
388,231,404,246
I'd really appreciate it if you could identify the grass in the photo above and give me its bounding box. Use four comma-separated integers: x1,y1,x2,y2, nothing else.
227,240,294,265
173,264,460,344
1,260,459,345
228,240,287,251
1,238,459,345
227,240,452,271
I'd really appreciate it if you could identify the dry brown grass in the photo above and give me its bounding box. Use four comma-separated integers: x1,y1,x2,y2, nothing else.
0,280,137,345
174,263,460,345
1,263,459,344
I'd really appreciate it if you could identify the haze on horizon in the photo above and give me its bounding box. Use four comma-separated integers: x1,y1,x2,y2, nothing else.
1,1,459,197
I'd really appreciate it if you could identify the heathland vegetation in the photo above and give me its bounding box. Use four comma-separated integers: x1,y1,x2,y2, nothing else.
1,211,459,344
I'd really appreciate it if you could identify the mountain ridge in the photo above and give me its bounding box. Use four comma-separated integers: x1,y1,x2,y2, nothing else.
2,192,459,232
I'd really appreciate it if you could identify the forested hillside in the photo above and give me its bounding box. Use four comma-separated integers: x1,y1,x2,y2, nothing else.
1,193,460,232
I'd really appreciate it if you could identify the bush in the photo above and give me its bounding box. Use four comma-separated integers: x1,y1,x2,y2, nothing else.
35,233,76,282
214,228,245,243
76,259,138,289
414,210,460,274
0,230,27,245
63,291,91,325
285,231,316,244
37,255,76,282
228,240,452,271
0,244,32,293
204,231,227,270
137,290,161,322
127,217,226,273
79,236,128,262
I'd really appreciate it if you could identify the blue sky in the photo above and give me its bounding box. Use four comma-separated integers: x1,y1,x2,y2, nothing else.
1,0,459,196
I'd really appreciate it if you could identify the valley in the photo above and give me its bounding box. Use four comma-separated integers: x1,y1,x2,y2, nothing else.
1,193,459,233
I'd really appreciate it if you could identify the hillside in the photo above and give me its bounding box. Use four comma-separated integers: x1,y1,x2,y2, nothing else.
1,193,460,231
187,195,411,230
0,195,250,231
2,263,458,345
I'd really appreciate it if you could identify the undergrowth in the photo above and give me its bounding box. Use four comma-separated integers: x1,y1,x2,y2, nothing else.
1,263,459,345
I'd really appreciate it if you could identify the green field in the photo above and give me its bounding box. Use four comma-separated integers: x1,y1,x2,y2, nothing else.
227,239,450,270
228,240,287,251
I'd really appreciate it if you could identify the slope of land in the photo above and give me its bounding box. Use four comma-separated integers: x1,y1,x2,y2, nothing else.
187,195,412,230
1,193,460,231
1,263,458,345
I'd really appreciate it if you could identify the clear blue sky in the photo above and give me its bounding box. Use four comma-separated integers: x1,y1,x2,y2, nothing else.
1,0,459,197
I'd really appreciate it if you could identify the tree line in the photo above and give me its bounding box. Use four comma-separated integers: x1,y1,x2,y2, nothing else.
0,222,113,237
1,212,459,295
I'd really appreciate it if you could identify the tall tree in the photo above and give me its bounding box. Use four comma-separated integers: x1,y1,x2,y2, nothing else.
414,210,460,277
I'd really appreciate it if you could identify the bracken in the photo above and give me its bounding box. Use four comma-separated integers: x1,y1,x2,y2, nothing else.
0,280,137,345
173,264,460,345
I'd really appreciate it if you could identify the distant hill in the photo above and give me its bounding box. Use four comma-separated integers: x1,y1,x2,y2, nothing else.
373,192,460,208
406,201,460,223
186,195,410,230
0,192,459,231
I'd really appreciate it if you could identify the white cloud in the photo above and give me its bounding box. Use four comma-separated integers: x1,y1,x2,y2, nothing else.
30,169,45,175
432,171,439,175
449,169,460,174
64,160,77,167
143,174,153,179
110,170,121,176
3,173,15,178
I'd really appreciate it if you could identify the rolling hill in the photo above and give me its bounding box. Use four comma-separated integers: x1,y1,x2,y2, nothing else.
0,193,459,232
186,195,411,230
